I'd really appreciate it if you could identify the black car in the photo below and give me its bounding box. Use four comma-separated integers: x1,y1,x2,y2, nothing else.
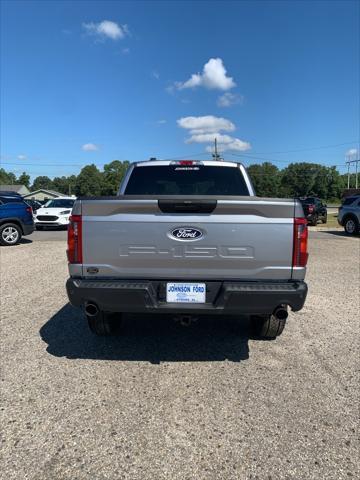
24,199,42,211
298,197,327,226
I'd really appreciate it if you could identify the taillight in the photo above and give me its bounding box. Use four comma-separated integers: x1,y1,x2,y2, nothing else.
67,215,82,263
26,206,33,215
179,160,196,166
293,217,308,267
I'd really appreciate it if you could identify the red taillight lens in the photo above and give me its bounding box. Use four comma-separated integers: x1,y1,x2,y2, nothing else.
293,217,308,267
67,215,82,264
26,206,33,215
179,160,195,166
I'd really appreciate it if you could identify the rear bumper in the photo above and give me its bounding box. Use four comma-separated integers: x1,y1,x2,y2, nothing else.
66,278,308,315
22,222,35,236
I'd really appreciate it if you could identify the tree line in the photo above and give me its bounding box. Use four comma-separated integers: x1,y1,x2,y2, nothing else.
0,160,355,201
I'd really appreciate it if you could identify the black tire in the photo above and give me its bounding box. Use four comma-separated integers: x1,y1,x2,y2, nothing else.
87,310,123,336
322,214,327,224
0,223,22,246
309,215,318,226
253,314,287,339
344,216,359,235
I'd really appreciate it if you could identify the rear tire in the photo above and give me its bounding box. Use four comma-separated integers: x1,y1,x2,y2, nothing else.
87,310,122,336
0,223,22,246
253,314,286,339
309,215,318,226
344,216,359,235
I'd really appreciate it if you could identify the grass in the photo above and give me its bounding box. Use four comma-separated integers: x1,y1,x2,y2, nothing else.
315,213,340,229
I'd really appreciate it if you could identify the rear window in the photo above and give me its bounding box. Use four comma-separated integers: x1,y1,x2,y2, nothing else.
124,165,250,196
301,197,317,204
342,197,357,205
0,196,23,204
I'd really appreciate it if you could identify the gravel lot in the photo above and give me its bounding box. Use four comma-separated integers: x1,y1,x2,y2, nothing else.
1,231,359,480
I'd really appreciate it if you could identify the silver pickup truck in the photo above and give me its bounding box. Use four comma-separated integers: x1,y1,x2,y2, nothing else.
66,160,308,339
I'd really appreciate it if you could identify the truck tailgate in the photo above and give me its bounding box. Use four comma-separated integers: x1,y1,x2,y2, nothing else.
79,197,296,281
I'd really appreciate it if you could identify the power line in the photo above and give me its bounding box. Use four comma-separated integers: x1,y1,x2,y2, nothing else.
248,141,359,155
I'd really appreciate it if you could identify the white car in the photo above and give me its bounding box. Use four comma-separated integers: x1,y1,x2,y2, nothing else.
34,197,76,229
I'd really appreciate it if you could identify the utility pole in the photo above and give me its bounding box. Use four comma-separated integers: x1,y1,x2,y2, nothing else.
212,138,222,161
345,150,360,189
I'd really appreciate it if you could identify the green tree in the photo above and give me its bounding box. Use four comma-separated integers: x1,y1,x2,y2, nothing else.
52,175,77,195
247,162,281,197
0,168,17,185
102,160,130,195
322,166,343,200
75,164,103,196
280,163,319,197
17,172,30,188
31,176,53,191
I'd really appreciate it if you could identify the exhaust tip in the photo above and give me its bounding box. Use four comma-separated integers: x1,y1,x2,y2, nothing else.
85,303,99,317
273,307,288,321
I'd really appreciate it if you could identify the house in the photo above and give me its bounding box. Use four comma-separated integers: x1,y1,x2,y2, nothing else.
23,189,64,202
0,184,30,196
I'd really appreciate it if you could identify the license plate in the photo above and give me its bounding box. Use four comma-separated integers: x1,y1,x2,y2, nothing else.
166,283,206,303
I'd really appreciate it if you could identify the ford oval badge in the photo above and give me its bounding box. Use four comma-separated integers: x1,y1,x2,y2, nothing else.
170,227,204,241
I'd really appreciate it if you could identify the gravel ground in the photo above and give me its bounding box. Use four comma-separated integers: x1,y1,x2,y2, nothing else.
1,231,359,480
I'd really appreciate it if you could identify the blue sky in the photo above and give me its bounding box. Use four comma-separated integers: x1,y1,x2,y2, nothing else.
1,0,359,180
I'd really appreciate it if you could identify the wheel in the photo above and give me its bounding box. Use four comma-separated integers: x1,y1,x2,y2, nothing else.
253,314,287,339
322,214,327,224
87,310,122,336
0,223,22,246
344,216,359,235
309,215,318,226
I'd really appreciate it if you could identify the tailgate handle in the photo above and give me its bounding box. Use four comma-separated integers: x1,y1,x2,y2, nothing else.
158,200,217,214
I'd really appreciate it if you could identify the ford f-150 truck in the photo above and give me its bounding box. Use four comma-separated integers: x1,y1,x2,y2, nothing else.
66,160,308,339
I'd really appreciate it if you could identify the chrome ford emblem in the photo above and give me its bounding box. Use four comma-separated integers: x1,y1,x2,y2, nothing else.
170,227,203,241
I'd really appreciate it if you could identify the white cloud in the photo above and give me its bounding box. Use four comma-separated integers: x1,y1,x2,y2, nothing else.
217,92,243,107
346,148,359,157
83,20,129,41
205,138,250,152
177,115,250,152
175,58,236,91
157,119,167,124
82,143,99,151
177,115,235,134
17,154,27,160
152,70,160,80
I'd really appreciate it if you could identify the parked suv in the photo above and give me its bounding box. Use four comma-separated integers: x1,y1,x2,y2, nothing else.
34,197,75,229
338,196,360,234
0,191,35,246
298,197,327,226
